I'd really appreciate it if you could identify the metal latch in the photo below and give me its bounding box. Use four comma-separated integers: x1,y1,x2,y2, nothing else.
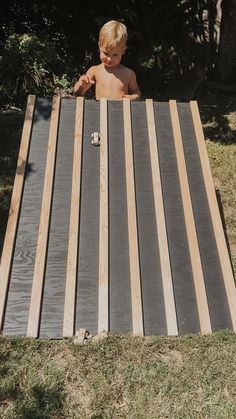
91,132,100,146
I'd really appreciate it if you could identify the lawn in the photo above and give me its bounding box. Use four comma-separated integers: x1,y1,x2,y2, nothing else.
1,331,236,418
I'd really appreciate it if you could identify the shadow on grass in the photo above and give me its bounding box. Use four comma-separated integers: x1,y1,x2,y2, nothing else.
0,339,65,418
216,189,235,276
0,112,25,255
198,92,236,144
0,378,65,418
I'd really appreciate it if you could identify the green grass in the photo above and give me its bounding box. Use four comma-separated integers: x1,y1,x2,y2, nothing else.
1,331,236,418
199,94,236,274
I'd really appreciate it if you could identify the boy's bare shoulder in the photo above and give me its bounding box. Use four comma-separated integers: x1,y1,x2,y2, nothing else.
120,64,136,77
86,65,101,77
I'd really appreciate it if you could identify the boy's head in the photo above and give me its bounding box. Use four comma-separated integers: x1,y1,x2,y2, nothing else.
99,20,127,52
98,20,127,68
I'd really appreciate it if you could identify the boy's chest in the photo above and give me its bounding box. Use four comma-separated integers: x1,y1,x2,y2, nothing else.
96,69,127,89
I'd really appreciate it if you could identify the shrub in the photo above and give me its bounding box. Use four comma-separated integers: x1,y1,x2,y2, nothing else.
0,33,58,106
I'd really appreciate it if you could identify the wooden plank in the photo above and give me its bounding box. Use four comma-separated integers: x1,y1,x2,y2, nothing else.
190,100,236,332
169,100,212,334
0,95,36,330
146,99,178,335
63,97,84,337
27,95,61,337
123,99,144,336
98,98,109,333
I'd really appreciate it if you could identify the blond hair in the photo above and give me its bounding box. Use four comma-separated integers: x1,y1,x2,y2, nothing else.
99,20,127,50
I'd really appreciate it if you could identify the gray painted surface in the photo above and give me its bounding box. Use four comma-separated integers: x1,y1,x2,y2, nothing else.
178,102,232,331
132,102,167,335
154,102,200,334
109,101,133,333
40,99,76,338
1,98,234,337
3,98,52,336
75,100,100,336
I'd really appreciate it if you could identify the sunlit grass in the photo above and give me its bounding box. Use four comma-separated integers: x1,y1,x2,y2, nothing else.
1,331,236,418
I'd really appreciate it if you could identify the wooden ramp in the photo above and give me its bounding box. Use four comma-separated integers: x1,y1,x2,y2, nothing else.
0,96,236,338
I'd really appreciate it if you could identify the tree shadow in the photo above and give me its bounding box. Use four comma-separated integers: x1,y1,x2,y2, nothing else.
198,91,236,144
0,378,65,419
215,189,235,276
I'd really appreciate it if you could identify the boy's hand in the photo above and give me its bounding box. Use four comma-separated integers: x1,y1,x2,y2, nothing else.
74,75,95,95
78,75,95,88
122,94,140,101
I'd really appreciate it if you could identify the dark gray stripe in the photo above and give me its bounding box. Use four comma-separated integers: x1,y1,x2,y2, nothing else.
39,99,76,338
177,102,232,331
3,97,52,336
132,102,167,335
75,100,100,336
108,101,132,333
154,102,199,334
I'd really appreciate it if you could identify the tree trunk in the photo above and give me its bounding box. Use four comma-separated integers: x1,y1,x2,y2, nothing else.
216,0,236,82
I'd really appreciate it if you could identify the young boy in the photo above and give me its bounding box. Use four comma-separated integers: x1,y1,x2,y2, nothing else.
73,20,141,100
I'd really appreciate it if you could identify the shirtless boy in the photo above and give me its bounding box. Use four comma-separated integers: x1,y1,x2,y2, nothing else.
73,20,141,101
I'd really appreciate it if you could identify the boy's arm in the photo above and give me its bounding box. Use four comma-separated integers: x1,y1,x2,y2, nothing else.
73,67,96,96
123,70,141,101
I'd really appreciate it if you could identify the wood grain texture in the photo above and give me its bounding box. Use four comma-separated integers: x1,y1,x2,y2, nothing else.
177,102,232,331
108,101,133,333
2,98,52,336
153,102,199,334
27,95,61,337
146,99,178,336
98,98,109,333
75,100,99,336
39,99,76,338
123,99,144,336
190,100,236,332
131,102,167,335
0,95,36,330
63,98,84,337
169,100,212,334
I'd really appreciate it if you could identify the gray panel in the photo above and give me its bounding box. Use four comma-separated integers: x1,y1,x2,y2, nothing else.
154,102,200,334
3,98,232,338
132,102,167,335
177,102,232,331
3,97,52,336
39,99,76,338
75,100,100,336
108,101,132,333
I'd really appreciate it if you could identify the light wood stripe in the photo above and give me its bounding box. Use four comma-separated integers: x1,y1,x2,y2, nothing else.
27,95,61,337
146,99,178,335
123,99,144,336
63,97,84,337
169,100,212,334
98,98,109,333
190,100,236,332
0,95,36,330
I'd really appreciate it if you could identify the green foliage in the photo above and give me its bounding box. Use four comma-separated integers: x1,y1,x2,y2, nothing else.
0,1,235,106
0,33,58,105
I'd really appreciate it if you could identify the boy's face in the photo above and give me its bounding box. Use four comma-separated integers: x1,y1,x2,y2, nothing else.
99,44,126,68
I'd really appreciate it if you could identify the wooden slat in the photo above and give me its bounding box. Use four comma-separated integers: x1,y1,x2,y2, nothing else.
190,100,236,332
0,95,36,330
98,98,109,333
169,100,212,334
123,99,144,336
63,97,84,337
27,95,61,337
146,99,178,335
